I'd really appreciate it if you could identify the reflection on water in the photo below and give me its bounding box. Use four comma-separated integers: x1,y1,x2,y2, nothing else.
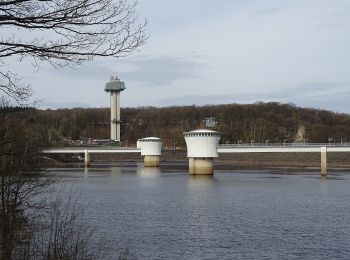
47,165,350,259
320,175,328,186
137,166,161,178
187,175,215,189
110,166,123,177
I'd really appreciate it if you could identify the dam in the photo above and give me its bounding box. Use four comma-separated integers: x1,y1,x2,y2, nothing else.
42,129,350,176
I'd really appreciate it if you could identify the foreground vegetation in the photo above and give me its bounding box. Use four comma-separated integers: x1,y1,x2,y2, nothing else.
0,107,102,259
34,102,350,147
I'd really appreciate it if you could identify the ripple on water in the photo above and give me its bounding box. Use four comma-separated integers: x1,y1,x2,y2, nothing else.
47,166,350,259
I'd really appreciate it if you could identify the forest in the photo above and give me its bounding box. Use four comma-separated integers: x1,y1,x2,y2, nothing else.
19,102,350,148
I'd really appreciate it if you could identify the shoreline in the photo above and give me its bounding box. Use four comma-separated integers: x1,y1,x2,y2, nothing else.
44,150,350,170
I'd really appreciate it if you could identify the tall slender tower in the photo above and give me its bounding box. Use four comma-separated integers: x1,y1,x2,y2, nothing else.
105,76,126,141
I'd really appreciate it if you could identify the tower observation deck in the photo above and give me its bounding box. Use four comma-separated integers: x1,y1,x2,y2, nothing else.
105,76,126,141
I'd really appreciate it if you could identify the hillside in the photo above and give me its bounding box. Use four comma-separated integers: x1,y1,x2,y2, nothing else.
31,102,350,148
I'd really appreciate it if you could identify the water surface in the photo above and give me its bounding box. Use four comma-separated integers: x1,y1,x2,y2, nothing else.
47,163,350,259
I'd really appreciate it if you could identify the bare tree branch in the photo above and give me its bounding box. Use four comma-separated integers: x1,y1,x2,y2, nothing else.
0,0,147,103
0,71,32,104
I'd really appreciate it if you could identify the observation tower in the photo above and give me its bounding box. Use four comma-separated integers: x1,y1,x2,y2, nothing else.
105,76,126,141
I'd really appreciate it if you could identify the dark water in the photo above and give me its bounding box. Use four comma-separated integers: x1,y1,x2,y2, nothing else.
47,163,350,260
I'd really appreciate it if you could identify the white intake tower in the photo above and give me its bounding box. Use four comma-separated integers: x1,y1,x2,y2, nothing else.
138,137,163,167
183,129,221,175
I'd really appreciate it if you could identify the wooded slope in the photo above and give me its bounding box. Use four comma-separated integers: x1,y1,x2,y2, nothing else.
29,102,350,147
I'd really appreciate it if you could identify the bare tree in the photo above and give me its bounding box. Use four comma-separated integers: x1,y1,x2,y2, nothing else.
0,105,105,259
17,186,103,260
0,105,51,258
0,0,147,103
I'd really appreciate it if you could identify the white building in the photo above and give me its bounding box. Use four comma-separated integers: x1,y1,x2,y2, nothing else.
138,137,163,167
183,129,221,174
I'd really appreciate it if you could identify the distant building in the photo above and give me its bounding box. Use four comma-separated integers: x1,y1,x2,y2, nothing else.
294,125,306,143
204,117,218,128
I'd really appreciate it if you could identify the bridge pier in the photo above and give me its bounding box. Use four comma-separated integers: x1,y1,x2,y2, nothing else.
189,158,214,175
144,155,160,167
321,146,327,177
84,149,90,167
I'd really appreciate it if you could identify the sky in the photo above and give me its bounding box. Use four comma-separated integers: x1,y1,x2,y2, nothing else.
13,0,350,112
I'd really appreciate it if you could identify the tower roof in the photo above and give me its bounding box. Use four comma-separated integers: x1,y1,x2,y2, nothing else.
105,76,126,92
183,129,220,137
138,137,162,142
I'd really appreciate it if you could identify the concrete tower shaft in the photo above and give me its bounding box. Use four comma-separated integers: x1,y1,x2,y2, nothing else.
110,92,120,140
105,76,125,141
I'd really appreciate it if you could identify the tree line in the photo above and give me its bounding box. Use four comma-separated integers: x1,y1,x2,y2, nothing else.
29,102,350,148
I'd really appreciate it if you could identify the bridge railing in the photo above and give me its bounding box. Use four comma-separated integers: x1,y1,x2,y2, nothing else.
42,146,139,151
218,142,350,148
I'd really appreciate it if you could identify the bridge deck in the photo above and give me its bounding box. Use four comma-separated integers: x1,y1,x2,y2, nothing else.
42,144,350,154
217,144,350,153
42,147,140,154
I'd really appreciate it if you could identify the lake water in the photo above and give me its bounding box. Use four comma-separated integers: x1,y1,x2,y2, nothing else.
47,163,350,259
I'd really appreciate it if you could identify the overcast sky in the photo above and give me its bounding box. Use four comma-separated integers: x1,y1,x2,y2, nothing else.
18,0,350,112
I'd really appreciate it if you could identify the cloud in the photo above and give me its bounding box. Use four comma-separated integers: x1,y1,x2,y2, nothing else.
46,54,207,87
32,1,350,113
154,81,350,112
313,7,350,28
256,7,282,16
39,101,92,109
45,61,115,80
119,55,207,86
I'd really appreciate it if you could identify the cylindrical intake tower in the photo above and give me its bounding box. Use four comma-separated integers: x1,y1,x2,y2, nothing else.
183,129,221,175
138,137,163,167
105,76,126,141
